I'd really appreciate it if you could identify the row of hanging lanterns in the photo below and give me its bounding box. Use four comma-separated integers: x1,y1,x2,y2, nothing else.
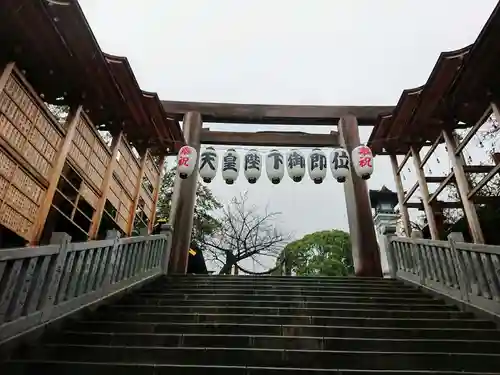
177,145,374,185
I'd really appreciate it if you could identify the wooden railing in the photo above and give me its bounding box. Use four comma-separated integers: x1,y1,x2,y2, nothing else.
0,230,169,344
387,232,500,317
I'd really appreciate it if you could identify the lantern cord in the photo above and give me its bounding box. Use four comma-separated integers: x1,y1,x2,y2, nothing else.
236,256,285,275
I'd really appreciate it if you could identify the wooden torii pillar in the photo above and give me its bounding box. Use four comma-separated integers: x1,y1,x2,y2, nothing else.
339,114,382,277
168,112,203,274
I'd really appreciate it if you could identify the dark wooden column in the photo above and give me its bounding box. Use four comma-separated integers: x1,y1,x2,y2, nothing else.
339,114,382,277
169,112,202,274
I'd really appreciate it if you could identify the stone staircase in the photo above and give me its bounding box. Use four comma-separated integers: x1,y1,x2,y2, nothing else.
2,275,500,374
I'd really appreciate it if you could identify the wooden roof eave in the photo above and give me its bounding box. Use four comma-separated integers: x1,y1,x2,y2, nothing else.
451,2,500,124
408,45,471,137
42,0,128,125
384,86,424,150
103,53,156,139
367,112,393,155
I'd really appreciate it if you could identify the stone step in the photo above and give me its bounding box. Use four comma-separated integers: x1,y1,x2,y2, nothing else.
100,304,471,319
153,280,411,289
132,292,438,303
164,275,398,282
5,361,499,375
83,311,494,329
141,287,426,296
68,321,500,340
119,297,455,310
13,344,500,371
119,296,454,310
48,331,500,353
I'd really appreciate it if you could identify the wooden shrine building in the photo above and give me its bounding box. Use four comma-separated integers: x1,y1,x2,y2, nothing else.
368,1,500,244
0,0,184,247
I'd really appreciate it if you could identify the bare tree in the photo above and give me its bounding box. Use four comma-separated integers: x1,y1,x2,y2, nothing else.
201,192,291,275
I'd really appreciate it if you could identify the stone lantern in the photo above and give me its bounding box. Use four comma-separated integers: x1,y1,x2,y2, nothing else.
369,186,400,278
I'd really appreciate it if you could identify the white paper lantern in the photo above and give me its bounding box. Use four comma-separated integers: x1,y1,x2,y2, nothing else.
330,148,350,183
222,149,240,184
287,149,306,182
352,145,374,180
243,149,262,184
199,147,218,183
308,148,327,184
266,149,285,184
177,145,197,179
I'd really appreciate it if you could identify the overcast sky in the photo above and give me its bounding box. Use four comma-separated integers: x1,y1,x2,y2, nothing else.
79,0,498,249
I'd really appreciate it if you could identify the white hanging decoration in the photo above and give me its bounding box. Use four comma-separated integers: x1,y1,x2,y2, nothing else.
308,148,327,184
199,147,218,183
266,149,285,184
287,149,306,182
329,148,350,183
177,145,198,179
221,148,240,184
243,149,262,184
351,145,374,180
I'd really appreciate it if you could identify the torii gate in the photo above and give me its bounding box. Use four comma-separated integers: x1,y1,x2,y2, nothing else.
163,101,394,277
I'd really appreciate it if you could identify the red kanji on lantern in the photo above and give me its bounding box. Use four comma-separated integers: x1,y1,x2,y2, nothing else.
358,146,371,157
178,157,190,167
359,157,372,168
180,146,191,156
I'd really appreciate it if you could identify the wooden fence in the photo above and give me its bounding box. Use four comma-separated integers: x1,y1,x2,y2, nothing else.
0,231,169,344
387,232,500,317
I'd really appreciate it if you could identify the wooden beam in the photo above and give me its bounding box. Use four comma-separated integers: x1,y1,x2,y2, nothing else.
201,130,340,147
31,105,82,244
411,147,440,240
425,176,447,183
88,131,123,239
127,149,149,236
463,165,495,174
403,182,419,205
443,129,484,243
420,133,442,168
162,101,394,125
468,163,500,198
396,150,412,175
406,201,462,209
429,172,455,204
390,154,411,236
455,105,492,155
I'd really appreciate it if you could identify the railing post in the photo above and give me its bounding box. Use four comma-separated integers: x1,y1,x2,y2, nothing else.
382,225,397,279
410,230,427,285
160,223,173,274
448,232,470,302
102,231,121,294
40,232,71,322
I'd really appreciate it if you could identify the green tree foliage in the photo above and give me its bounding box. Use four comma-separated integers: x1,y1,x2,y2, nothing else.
284,229,353,276
156,167,222,243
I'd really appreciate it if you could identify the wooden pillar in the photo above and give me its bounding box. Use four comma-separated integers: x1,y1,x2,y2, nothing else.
389,154,411,236
88,131,123,239
148,155,166,233
126,149,149,236
443,129,484,243
338,114,382,277
410,146,439,240
31,105,83,244
169,112,202,274
0,62,15,91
